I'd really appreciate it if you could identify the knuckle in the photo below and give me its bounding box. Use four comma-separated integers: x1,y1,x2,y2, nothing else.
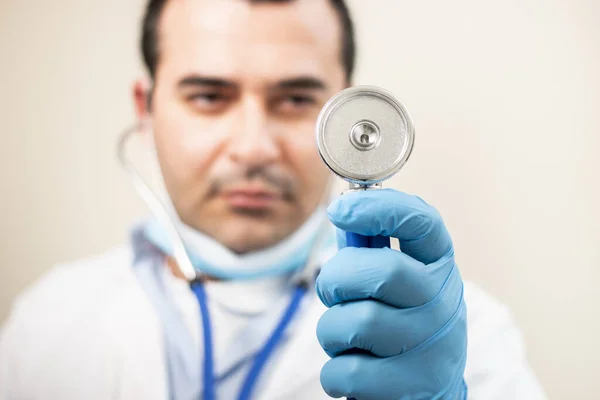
375,244,412,276
354,301,381,333
345,356,363,383
315,311,330,341
415,207,445,239
319,360,339,395
425,204,444,226
372,256,399,296
381,248,402,276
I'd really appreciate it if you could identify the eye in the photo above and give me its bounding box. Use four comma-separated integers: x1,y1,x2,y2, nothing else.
273,94,317,115
284,95,315,106
185,91,232,113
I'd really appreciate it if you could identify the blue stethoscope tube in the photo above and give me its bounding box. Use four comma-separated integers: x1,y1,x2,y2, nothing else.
117,123,332,398
191,281,307,400
189,231,386,400
346,232,391,249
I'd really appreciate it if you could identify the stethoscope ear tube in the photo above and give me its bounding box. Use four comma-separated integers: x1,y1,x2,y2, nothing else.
117,123,198,282
118,122,334,285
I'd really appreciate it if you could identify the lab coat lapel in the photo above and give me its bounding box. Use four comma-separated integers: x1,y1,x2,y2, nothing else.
133,256,201,400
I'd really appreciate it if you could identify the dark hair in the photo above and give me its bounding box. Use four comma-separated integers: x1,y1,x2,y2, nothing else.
141,0,355,82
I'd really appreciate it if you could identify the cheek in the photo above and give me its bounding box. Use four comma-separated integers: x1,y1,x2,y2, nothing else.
280,121,330,193
152,104,230,184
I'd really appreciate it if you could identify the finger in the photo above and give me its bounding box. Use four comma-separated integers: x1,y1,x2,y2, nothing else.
320,307,468,400
328,189,453,265
319,353,374,400
335,228,346,249
316,246,455,308
317,267,464,357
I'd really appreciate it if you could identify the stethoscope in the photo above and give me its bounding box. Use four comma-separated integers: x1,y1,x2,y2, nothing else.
117,85,415,400
117,126,332,400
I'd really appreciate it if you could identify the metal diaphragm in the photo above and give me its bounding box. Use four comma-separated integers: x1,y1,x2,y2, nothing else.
315,86,415,185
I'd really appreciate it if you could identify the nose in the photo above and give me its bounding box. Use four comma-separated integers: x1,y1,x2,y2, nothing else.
227,97,281,167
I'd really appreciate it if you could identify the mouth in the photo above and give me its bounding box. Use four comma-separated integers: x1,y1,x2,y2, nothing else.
221,185,284,211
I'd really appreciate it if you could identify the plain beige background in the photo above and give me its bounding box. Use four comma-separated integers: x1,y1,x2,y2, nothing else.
1,0,599,398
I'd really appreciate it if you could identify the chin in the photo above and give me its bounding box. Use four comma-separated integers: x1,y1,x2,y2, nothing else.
224,207,300,252
219,223,283,254
187,199,302,253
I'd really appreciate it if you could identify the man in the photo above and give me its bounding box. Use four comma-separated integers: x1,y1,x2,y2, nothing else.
0,0,547,399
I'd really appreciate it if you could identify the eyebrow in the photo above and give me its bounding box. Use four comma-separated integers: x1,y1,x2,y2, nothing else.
275,77,327,90
177,74,327,91
177,75,237,89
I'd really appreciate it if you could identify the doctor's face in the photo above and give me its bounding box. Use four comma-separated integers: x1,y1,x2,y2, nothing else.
138,0,346,253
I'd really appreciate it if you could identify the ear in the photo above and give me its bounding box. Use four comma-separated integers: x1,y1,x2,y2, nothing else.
133,77,153,120
132,78,155,146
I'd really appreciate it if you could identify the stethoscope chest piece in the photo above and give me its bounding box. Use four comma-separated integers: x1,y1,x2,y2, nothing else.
316,86,415,186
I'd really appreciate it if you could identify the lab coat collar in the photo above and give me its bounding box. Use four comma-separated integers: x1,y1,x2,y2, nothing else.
130,224,324,398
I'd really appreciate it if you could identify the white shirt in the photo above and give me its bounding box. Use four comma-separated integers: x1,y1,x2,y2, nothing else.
0,245,547,399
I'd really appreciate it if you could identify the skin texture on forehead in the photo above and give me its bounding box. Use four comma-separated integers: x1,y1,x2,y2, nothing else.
142,0,347,254
155,0,343,85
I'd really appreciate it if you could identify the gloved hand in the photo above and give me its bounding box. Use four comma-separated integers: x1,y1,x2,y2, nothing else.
316,189,468,400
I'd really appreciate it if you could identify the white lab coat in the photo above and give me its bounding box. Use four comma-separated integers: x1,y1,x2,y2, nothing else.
0,246,547,399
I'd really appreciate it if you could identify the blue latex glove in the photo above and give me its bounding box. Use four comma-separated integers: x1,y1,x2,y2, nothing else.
316,189,468,400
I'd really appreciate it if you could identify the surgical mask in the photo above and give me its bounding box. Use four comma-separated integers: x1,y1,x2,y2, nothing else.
117,122,333,280
143,194,329,280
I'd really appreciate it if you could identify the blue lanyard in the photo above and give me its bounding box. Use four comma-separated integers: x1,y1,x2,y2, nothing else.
190,281,307,400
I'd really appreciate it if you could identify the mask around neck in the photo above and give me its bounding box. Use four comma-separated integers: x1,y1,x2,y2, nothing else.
143,196,328,281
